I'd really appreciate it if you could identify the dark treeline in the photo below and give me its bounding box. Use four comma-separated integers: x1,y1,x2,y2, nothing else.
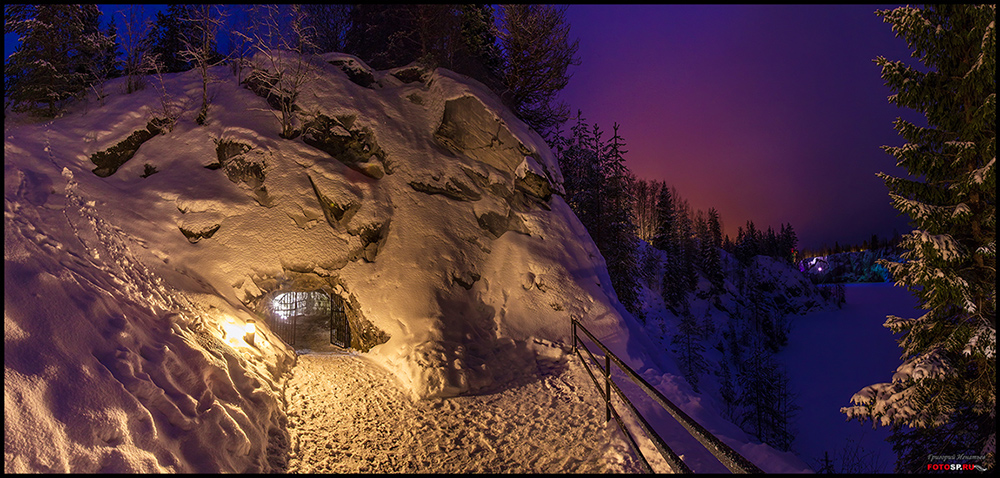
800,231,905,259
5,4,579,142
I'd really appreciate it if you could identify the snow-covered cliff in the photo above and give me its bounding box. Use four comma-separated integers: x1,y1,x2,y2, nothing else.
5,52,811,473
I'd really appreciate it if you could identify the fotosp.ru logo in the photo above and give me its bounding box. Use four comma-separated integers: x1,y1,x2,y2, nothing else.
926,454,989,471
926,463,982,471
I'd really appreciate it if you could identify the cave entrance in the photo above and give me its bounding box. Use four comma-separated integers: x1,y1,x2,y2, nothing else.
264,290,349,350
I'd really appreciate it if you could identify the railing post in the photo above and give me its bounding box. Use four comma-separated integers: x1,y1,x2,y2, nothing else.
605,354,611,423
571,318,577,353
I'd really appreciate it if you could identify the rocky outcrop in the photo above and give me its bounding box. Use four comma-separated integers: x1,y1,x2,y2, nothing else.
179,223,221,244
408,176,482,202
328,57,377,89
353,220,390,263
90,118,169,177
476,210,529,239
435,95,534,176
307,174,362,230
214,139,267,189
302,114,389,179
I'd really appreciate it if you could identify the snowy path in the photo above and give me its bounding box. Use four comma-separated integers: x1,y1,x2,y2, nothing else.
283,352,643,473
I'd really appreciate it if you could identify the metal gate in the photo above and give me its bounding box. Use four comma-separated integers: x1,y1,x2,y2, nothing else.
265,290,348,349
330,295,349,347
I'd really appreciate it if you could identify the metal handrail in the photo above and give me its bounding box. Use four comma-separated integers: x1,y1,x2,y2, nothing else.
572,317,764,474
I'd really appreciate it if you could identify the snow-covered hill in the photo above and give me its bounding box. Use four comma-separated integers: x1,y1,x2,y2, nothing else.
6,52,811,472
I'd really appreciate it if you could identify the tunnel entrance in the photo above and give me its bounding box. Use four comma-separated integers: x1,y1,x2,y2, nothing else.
264,290,349,350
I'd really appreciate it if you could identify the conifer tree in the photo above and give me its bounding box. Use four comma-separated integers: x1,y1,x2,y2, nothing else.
652,185,675,252
705,207,726,295
601,123,641,318
842,5,995,471
495,4,580,141
779,223,798,264
344,5,421,70
5,4,105,116
148,5,197,73
558,111,600,232
716,339,737,421
656,186,687,313
672,310,709,392
677,199,699,297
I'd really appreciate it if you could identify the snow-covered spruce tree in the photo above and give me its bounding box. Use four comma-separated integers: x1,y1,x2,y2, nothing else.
655,186,687,314
301,4,351,55
841,5,996,471
555,117,642,318
5,4,104,116
779,223,798,264
557,112,601,235
716,339,738,421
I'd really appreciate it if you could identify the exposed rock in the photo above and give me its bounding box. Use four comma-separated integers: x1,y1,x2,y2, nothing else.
215,139,267,188
179,223,221,244
476,210,530,239
90,118,168,177
244,69,292,112
252,185,276,208
515,161,553,201
308,175,361,230
139,164,159,178
328,58,377,89
462,167,514,200
342,292,390,352
408,176,481,202
302,114,389,179
354,220,390,263
452,270,481,290
434,95,529,175
390,65,430,84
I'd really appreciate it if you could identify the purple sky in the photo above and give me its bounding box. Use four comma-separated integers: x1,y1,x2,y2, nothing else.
5,5,920,251
557,4,919,251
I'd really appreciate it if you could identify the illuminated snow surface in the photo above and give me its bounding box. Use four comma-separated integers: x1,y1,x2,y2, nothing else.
284,351,643,473
3,50,890,473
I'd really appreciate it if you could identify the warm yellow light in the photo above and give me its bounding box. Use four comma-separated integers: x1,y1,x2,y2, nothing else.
244,319,256,347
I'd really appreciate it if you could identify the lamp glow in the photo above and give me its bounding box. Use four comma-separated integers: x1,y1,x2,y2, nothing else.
244,319,256,346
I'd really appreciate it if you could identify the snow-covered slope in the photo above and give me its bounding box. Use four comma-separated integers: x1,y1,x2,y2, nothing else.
5,51,810,473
